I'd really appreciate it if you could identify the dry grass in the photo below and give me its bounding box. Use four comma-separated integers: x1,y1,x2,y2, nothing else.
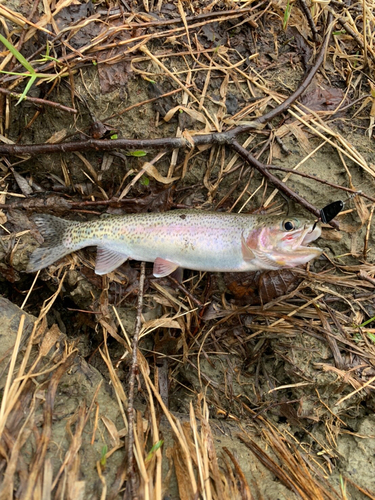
1,0,375,498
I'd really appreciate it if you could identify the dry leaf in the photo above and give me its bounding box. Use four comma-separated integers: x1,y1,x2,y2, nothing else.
39,324,62,357
181,130,195,148
276,122,312,153
164,105,207,125
101,416,121,447
141,314,183,335
0,188,7,224
0,133,15,144
75,152,98,182
11,168,33,195
225,269,301,304
354,195,370,224
143,162,179,184
321,229,343,241
46,129,69,144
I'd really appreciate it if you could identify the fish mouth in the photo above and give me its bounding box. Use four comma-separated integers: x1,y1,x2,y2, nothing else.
290,224,322,251
275,223,322,266
303,223,321,245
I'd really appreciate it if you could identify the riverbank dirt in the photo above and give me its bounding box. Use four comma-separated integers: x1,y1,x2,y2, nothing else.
1,1,375,498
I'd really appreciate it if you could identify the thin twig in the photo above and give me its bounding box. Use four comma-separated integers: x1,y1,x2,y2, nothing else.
127,261,146,498
104,86,187,122
363,204,375,259
167,275,204,308
265,165,375,203
127,6,258,28
298,0,319,42
231,139,340,229
0,87,77,114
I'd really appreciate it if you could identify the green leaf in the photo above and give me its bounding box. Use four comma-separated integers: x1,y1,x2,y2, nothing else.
145,440,164,463
100,445,108,467
140,175,149,186
16,74,37,105
125,150,147,157
0,34,43,105
283,0,292,30
359,315,375,327
35,54,59,64
0,33,35,73
0,70,31,77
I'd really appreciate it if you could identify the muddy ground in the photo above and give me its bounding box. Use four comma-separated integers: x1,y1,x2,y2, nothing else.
1,1,375,499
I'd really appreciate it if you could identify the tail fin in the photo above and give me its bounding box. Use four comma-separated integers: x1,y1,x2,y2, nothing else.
27,214,75,272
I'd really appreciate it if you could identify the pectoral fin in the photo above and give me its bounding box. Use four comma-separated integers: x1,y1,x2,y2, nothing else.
153,258,179,278
95,246,128,275
241,235,255,262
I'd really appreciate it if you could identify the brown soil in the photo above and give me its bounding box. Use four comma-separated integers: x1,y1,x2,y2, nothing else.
1,1,375,499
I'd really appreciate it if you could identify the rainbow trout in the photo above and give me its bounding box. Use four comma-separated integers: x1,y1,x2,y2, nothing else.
27,210,322,277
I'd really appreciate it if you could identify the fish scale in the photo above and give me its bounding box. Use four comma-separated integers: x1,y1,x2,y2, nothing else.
27,210,322,277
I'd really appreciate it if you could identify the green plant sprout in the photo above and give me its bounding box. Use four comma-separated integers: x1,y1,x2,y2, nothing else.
100,445,108,467
283,0,292,30
0,34,62,105
359,315,375,328
33,42,59,65
355,316,375,343
145,440,163,463
140,175,150,186
125,150,148,157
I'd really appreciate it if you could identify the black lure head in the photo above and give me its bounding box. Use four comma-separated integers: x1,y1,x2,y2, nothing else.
320,200,345,224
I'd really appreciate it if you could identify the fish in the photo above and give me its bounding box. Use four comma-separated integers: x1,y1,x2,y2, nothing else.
26,210,322,277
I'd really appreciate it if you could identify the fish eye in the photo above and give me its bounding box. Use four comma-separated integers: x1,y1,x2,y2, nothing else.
283,220,296,231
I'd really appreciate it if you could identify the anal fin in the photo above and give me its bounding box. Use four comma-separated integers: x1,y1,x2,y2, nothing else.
153,258,179,278
95,246,128,275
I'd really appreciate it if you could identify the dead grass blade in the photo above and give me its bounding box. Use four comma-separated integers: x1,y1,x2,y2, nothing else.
238,428,339,500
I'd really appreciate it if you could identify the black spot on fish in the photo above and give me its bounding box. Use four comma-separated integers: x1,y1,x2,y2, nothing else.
179,214,186,220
